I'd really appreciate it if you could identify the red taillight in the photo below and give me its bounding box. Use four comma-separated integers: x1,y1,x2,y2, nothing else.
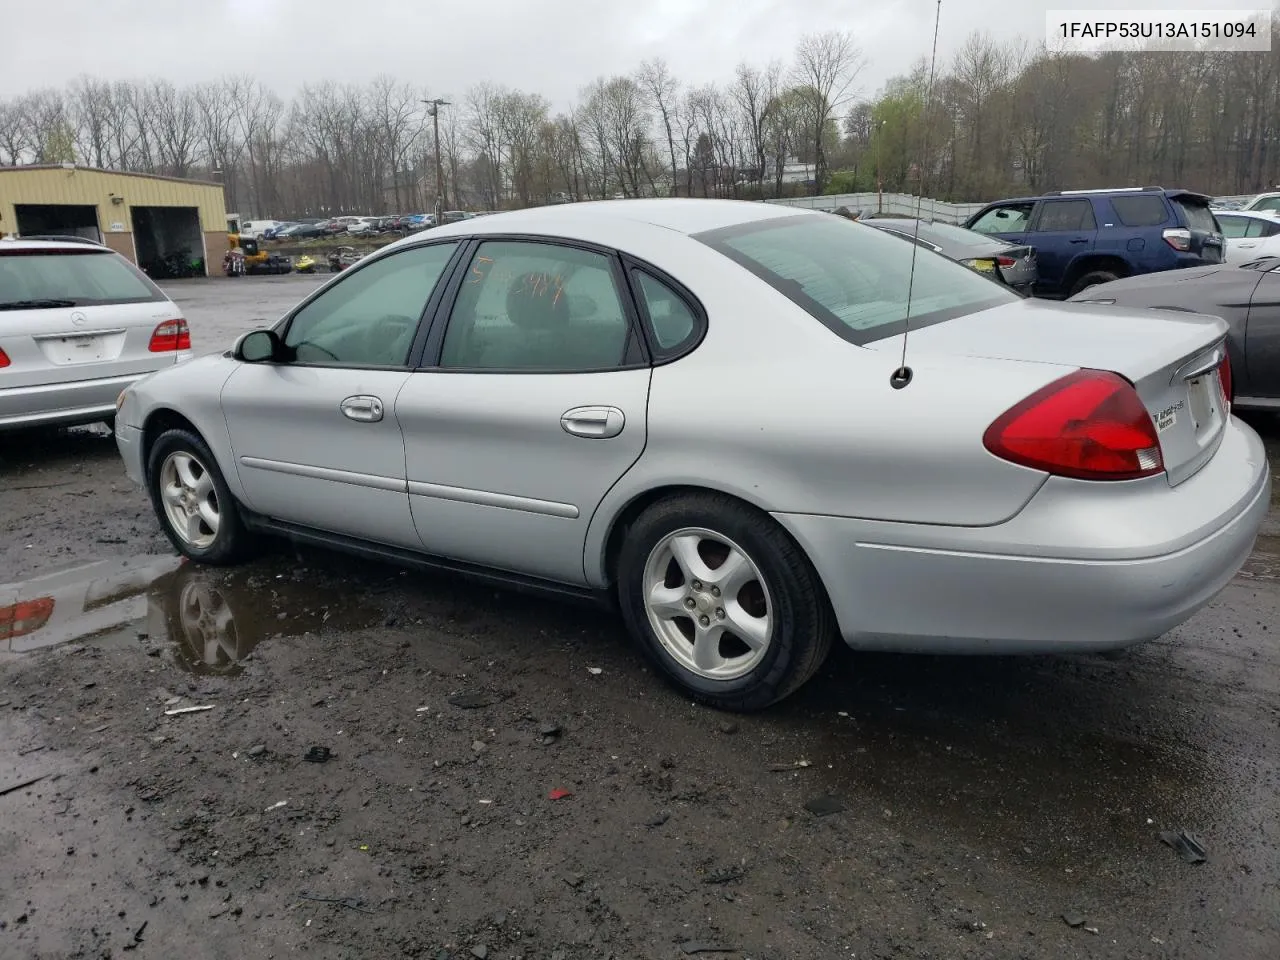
0,347,9,368
1,596,56,642
996,255,1016,268
983,369,1164,481
1162,227,1192,251
149,318,190,352
1217,352,1233,407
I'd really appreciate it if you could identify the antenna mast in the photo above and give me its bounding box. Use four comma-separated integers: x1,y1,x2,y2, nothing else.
892,0,944,390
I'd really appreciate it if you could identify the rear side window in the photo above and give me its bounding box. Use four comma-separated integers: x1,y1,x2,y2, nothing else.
1035,200,1097,232
0,250,166,307
1109,195,1169,227
1171,198,1219,233
631,269,700,354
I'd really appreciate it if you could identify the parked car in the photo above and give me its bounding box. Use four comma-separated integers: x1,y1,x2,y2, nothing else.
0,238,191,431
1208,210,1280,263
1237,192,1280,214
263,223,295,240
112,199,1268,711
346,217,381,236
863,217,1037,293
964,187,1224,298
286,222,329,240
1069,257,1280,410
239,220,286,240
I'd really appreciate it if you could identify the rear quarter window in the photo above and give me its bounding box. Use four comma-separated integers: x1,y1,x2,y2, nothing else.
1109,195,1169,227
0,250,167,306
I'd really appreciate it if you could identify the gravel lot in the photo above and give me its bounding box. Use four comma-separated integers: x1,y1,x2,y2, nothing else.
2,276,1278,959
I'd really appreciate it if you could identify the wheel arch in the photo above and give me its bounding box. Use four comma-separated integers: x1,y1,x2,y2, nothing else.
593,482,822,595
1063,254,1131,292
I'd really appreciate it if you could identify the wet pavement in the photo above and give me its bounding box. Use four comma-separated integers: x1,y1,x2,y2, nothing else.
0,282,1277,957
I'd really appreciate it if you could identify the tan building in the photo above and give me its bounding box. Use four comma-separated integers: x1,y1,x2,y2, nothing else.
0,164,228,277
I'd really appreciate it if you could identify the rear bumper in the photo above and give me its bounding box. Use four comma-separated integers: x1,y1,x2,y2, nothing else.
775,416,1271,653
0,372,147,431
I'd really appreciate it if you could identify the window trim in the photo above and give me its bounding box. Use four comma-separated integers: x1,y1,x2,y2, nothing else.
266,239,465,372
415,233,652,375
619,254,708,364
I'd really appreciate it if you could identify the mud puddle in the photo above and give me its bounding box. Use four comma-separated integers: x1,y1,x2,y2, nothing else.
0,554,381,674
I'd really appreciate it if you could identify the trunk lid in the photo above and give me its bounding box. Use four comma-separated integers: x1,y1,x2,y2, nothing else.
866,297,1231,486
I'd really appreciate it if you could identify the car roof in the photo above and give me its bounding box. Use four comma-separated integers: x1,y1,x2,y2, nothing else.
1214,209,1279,219
412,198,812,240
0,238,115,254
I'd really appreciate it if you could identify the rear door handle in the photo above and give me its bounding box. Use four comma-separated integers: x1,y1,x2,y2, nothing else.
561,405,625,439
340,395,384,422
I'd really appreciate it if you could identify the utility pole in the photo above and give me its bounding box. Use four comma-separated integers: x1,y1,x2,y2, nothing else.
422,98,450,227
875,119,885,215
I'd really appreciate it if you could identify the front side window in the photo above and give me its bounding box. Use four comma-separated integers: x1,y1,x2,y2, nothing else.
0,250,165,307
439,241,631,371
695,214,1017,345
969,203,1033,234
283,242,458,366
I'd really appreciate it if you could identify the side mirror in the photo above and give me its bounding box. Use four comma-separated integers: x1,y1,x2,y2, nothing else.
234,329,281,363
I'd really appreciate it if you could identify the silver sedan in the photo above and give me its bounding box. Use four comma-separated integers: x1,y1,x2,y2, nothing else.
113,200,1271,710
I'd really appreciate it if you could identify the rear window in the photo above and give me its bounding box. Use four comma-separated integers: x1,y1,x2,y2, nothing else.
1171,198,1220,234
0,250,166,307
913,220,1005,249
1109,195,1169,227
695,215,1017,345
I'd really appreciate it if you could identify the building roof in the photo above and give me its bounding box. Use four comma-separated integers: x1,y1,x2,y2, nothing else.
0,164,223,188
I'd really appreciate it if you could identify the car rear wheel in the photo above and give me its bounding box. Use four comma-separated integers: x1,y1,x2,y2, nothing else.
616,493,835,712
1068,270,1120,297
147,428,257,566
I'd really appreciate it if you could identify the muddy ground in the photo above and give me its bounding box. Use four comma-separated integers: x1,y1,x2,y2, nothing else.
2,277,1279,960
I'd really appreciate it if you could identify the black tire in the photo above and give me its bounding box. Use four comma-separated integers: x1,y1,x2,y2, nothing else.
146,428,258,566
616,492,836,712
1068,270,1120,297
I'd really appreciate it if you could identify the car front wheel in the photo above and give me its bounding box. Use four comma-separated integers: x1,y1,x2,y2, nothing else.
616,493,835,712
147,428,257,565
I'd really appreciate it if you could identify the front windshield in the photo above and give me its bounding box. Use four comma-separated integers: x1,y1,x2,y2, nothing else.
695,214,1017,345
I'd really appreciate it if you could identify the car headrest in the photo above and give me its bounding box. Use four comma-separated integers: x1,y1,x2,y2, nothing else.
505,272,569,331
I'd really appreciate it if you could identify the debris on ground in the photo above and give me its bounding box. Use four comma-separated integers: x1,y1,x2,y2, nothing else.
303,746,331,763
804,795,845,817
1159,829,1208,863
702,865,745,884
678,941,736,955
768,760,811,772
548,787,573,800
297,892,375,914
265,800,287,812
586,667,603,675
0,774,50,798
164,705,215,716
448,693,494,709
247,744,267,758
718,720,738,734
1062,912,1087,928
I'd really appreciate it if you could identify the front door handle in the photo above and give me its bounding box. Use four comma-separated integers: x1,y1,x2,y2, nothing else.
1069,238,1090,244
561,405,625,439
340,395,384,422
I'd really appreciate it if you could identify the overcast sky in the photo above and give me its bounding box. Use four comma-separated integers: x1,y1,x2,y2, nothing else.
3,0,1252,109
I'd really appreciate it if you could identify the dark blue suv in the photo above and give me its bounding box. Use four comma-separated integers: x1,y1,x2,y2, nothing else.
963,187,1224,298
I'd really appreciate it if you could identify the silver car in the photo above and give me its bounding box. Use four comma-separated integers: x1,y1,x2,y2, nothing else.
113,199,1270,711
0,238,192,431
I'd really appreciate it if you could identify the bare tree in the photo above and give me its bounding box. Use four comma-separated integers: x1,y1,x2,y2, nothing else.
791,31,866,191
636,58,681,195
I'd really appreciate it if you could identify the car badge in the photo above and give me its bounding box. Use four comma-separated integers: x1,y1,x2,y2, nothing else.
70,311,87,326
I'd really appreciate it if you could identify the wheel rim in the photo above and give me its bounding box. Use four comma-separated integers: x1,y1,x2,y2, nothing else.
159,451,220,550
177,580,239,668
641,526,773,681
